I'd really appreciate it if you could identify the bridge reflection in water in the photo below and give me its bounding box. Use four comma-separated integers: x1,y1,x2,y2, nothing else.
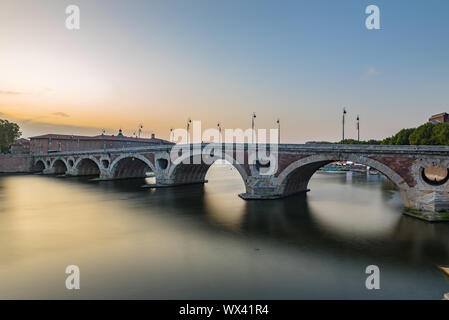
0,163,448,299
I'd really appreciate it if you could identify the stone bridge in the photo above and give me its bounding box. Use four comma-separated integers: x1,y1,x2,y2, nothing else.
31,143,449,221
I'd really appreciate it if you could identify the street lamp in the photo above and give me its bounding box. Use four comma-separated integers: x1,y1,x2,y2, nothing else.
276,118,280,145
217,122,222,144
170,128,173,142
342,108,347,143
357,115,360,142
138,124,143,138
186,118,192,144
251,112,256,144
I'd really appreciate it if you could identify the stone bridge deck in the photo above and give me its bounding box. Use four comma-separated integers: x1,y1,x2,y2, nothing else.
31,143,449,222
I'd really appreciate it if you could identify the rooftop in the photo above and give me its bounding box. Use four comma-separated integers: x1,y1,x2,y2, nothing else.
29,133,173,144
429,112,449,118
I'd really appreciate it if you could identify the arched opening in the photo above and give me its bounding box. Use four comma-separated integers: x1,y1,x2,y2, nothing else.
33,160,45,173
170,154,247,188
101,160,110,169
53,159,68,175
76,158,101,177
279,156,404,198
157,158,168,170
282,160,332,197
112,157,153,180
421,166,449,186
205,159,246,190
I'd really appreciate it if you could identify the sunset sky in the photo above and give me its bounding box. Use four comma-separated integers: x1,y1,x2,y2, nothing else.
1,0,449,142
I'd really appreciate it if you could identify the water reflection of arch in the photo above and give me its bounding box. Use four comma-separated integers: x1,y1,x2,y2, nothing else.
240,194,319,238
391,215,449,263
202,162,247,231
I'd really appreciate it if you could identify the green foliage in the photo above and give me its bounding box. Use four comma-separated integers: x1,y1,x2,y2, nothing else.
381,128,415,145
317,122,449,146
0,119,21,153
381,122,449,146
340,139,382,145
316,139,381,145
409,122,449,145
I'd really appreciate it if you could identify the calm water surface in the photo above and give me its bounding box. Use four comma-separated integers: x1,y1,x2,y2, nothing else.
0,164,448,299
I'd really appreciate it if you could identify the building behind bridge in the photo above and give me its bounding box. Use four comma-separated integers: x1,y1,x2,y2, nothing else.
29,129,173,155
9,138,30,154
0,130,173,173
428,112,449,124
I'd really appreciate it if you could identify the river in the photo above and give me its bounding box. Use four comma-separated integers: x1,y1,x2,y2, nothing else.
0,163,448,299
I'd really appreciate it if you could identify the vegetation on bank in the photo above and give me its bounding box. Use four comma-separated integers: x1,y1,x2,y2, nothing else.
317,122,449,146
381,122,449,145
317,139,382,145
0,119,21,153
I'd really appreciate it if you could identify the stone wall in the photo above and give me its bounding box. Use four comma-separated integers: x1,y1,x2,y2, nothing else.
0,154,32,173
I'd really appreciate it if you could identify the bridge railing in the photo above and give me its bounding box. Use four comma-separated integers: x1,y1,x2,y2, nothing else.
32,142,449,158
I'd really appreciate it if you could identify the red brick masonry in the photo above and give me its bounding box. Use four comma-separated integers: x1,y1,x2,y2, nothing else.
0,154,32,173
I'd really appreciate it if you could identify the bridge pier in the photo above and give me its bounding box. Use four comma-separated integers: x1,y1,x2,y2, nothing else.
401,188,449,221
42,167,57,175
143,176,208,188
65,167,78,176
239,176,284,200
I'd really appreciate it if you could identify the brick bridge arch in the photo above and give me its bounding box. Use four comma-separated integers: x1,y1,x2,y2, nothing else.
74,157,101,176
52,158,69,175
33,159,47,172
110,154,156,179
276,154,410,197
167,150,249,186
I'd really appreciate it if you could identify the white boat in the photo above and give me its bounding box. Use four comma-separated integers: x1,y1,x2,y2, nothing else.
439,266,449,279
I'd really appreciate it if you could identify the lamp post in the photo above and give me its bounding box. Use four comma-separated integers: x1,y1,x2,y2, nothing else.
217,122,222,144
357,115,360,142
251,112,256,144
170,128,173,142
276,118,280,145
138,124,143,138
186,118,192,144
342,108,347,143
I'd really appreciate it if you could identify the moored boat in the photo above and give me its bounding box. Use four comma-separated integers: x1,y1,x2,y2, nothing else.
439,266,449,280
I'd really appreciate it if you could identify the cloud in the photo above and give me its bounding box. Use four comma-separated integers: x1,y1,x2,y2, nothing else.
0,90,22,95
17,112,70,125
52,112,70,118
366,67,380,76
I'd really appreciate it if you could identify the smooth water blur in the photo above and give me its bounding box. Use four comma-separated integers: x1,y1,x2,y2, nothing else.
0,164,448,299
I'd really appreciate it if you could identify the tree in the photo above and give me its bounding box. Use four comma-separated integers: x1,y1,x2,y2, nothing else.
382,128,415,145
432,123,449,145
381,123,449,146
409,122,449,145
0,119,21,153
